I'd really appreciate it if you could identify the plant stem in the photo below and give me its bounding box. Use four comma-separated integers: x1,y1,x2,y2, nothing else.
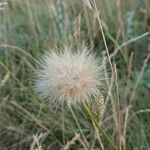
83,103,117,150
69,106,89,149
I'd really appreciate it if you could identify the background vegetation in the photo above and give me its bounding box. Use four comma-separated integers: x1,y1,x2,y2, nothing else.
0,0,149,149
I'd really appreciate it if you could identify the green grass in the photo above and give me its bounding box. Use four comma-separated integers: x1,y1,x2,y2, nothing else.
0,0,150,149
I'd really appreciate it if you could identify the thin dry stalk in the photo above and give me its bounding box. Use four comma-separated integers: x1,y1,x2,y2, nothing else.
90,122,104,150
116,0,127,60
30,133,46,150
127,52,134,84
83,0,114,73
110,32,149,59
83,103,117,149
128,109,150,124
84,3,119,141
92,0,114,72
122,105,131,150
0,95,9,111
11,101,49,131
69,106,89,149
62,133,80,150
0,44,39,64
102,71,118,138
78,137,89,150
0,60,25,89
82,0,92,9
82,0,93,44
102,72,114,120
129,53,150,104
0,72,10,90
124,52,134,100
25,0,38,46
114,65,122,150
123,52,150,150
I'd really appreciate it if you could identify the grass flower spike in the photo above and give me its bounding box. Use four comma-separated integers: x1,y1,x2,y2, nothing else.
35,47,106,109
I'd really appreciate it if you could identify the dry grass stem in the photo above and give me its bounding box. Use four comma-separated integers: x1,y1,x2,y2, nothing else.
62,133,80,150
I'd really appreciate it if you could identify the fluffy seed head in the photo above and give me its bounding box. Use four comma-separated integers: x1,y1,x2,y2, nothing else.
35,47,106,107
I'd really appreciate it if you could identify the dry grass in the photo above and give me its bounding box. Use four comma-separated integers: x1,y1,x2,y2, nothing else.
0,0,149,149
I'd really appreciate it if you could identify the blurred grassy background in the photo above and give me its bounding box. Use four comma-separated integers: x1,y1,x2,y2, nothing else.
0,0,149,149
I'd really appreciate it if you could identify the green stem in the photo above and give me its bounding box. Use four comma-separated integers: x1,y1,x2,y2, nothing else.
69,106,89,149
83,103,117,150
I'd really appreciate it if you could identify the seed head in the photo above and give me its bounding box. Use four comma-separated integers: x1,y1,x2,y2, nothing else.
35,47,106,107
